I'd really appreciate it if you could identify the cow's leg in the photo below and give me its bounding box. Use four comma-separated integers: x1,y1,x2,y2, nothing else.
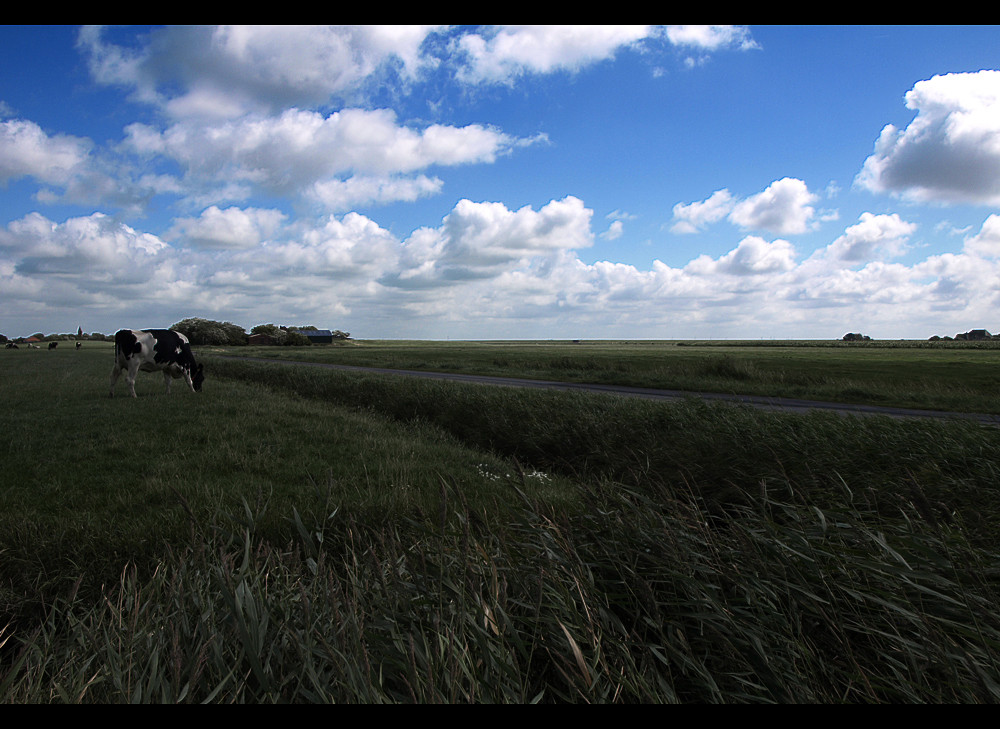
109,363,122,397
163,369,172,395
126,360,140,398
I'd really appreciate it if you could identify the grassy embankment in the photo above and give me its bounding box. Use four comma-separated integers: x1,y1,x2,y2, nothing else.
1,343,999,702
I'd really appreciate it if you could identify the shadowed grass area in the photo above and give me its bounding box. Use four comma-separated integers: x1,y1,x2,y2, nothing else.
3,346,1000,702
4,468,999,703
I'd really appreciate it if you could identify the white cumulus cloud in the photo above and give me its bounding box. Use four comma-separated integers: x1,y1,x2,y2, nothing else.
686,235,797,276
456,25,653,83
125,107,528,209
671,188,734,233
0,119,91,186
389,196,594,287
0,212,169,287
672,178,818,236
821,212,917,263
856,70,1000,205
962,214,1000,258
729,177,818,235
664,25,759,52
78,25,442,120
165,206,287,250
455,25,758,84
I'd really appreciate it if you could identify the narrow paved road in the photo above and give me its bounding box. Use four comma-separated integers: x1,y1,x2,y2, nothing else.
214,356,1000,426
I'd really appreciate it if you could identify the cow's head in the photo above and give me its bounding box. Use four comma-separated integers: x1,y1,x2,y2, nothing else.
192,363,205,392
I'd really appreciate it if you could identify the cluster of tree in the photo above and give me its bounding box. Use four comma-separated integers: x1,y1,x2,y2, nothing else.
929,329,997,341
249,323,311,346
168,318,350,346
170,318,249,346
845,330,1000,342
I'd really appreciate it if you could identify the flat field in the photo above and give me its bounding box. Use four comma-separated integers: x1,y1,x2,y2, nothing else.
2,341,1000,702
215,338,1000,415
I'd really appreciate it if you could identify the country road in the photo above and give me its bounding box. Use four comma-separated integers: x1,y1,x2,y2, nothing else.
211,355,1000,427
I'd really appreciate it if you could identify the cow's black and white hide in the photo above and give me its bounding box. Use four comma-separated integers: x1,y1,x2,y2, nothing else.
110,329,205,398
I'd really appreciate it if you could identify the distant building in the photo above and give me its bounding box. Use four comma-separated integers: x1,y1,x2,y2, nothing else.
293,329,334,344
248,333,277,346
954,329,993,341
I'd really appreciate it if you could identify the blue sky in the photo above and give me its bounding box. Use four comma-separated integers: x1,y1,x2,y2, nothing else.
3,25,1000,340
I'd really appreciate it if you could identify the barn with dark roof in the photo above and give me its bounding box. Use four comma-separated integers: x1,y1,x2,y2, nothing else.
293,329,334,344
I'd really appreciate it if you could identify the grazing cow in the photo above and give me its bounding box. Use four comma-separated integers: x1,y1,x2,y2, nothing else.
48,342,58,350
75,341,82,349
110,329,205,398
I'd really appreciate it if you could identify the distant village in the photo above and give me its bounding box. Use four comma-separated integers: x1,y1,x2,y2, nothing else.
926,329,998,341
841,329,1000,342
842,329,999,342
2,318,351,348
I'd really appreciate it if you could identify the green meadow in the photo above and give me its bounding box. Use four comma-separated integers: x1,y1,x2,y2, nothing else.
218,338,1000,415
2,341,1000,702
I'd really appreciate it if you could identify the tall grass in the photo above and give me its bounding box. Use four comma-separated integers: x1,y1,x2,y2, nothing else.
4,469,998,702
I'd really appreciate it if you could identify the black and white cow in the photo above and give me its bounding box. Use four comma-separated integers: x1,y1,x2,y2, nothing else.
110,329,205,398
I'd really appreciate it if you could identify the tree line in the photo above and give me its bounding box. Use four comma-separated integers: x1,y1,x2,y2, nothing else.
1,319,350,347
170,318,350,346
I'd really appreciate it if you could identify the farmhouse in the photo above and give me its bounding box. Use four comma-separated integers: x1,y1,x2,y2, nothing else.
962,329,993,340
292,329,335,344
248,333,277,346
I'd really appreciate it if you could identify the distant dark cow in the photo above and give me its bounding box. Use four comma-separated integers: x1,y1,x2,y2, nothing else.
75,341,82,349
110,329,205,398
48,342,58,350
